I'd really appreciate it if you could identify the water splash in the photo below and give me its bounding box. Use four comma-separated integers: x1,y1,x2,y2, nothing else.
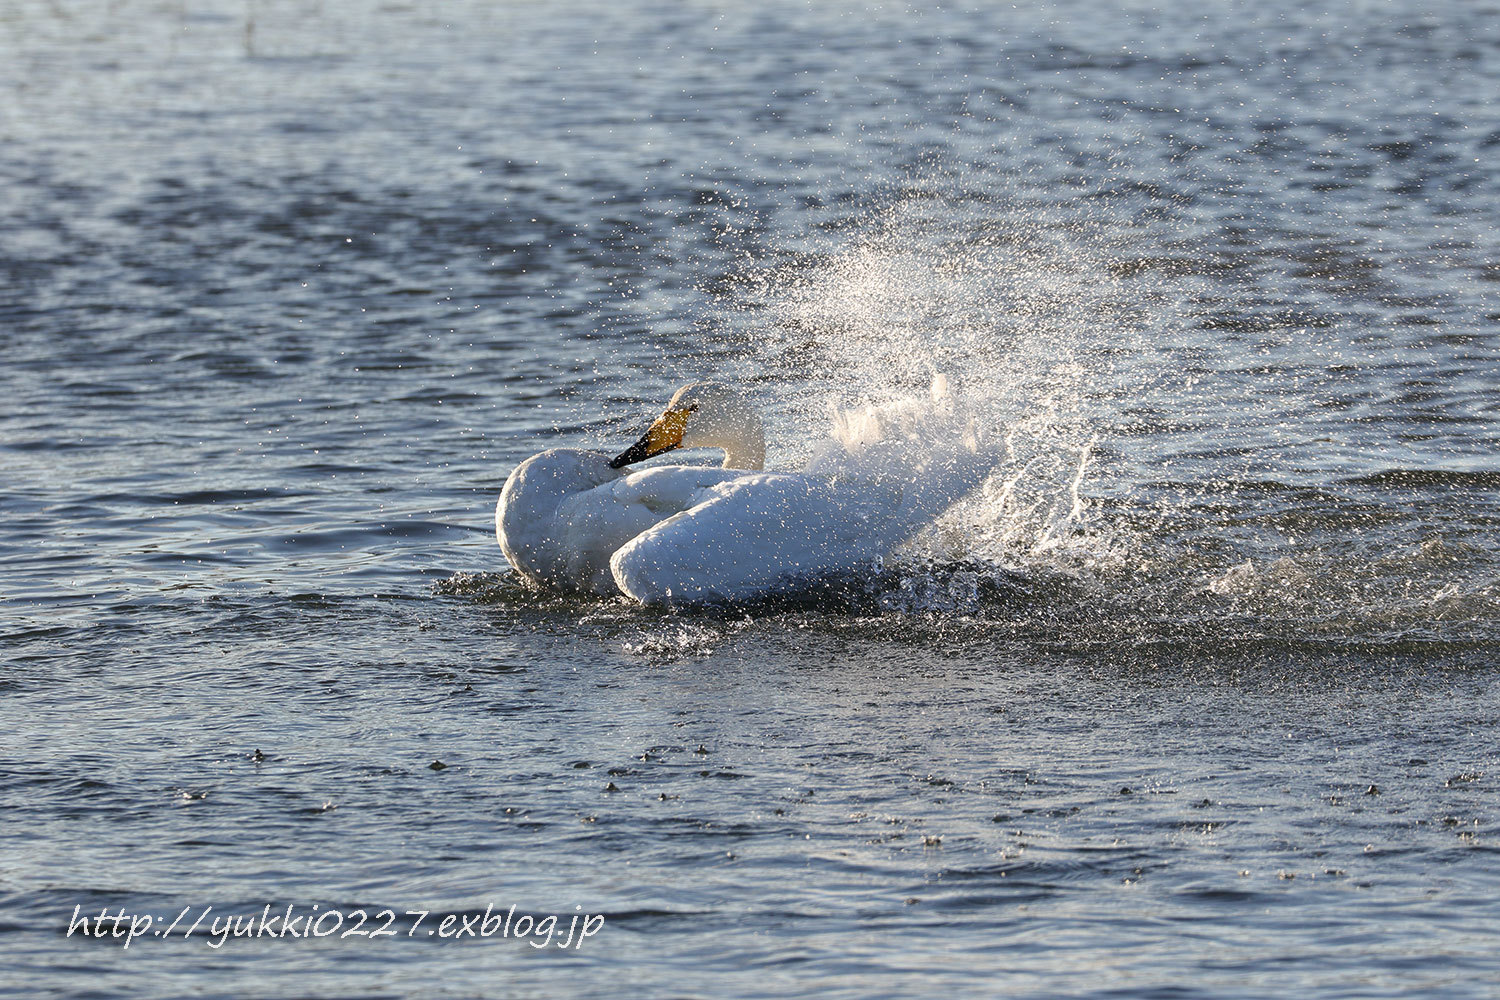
621,622,729,661
711,182,1154,599
668,181,1500,645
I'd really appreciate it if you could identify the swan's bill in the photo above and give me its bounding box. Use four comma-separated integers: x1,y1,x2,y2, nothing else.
610,407,690,469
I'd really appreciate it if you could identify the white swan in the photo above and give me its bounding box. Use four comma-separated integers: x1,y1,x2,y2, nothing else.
496,378,994,604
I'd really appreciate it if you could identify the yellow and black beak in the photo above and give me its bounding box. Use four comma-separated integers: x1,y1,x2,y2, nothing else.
609,407,691,469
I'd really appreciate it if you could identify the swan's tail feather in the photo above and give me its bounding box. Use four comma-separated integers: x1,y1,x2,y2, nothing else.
805,374,1001,550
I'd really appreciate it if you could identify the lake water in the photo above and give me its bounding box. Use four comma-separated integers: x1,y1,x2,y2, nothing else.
3,1,1498,996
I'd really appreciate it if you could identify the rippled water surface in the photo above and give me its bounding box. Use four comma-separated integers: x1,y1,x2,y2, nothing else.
3,1,1499,997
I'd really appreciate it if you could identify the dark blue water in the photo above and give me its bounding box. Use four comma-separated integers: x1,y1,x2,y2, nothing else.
3,2,1498,996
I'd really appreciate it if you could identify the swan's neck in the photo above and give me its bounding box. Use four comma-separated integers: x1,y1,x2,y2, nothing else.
720,435,765,471
676,387,766,470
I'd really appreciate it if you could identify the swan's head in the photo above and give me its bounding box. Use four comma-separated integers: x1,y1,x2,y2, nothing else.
610,382,766,471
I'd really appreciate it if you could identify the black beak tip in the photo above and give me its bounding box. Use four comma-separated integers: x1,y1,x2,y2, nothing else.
609,437,651,469
610,435,678,470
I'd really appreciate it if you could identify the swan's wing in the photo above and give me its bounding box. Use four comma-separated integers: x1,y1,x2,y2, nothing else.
607,464,749,514
547,464,748,593
608,473,890,604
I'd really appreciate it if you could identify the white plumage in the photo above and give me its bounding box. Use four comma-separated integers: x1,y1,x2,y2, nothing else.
496,377,995,604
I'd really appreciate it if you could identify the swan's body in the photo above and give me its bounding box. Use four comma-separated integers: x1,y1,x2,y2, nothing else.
496,379,994,604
